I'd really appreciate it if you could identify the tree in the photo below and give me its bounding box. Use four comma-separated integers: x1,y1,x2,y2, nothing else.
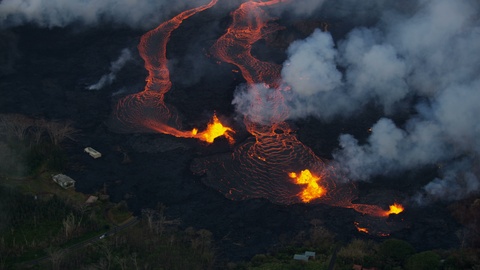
338,239,373,265
43,120,77,145
405,251,441,270
378,239,415,268
0,114,33,141
46,246,65,270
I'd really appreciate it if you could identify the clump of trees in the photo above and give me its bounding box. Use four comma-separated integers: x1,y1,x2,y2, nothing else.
36,206,217,270
0,113,77,176
0,114,77,145
0,185,102,267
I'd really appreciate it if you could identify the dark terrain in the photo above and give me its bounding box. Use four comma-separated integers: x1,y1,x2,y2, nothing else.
0,9,460,262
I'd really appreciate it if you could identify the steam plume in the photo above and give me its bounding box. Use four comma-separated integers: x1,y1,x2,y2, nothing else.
277,0,480,201
86,48,132,91
0,0,206,28
222,0,480,203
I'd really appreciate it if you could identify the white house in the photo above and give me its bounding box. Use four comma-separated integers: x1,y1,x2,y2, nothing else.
52,174,76,189
84,147,102,159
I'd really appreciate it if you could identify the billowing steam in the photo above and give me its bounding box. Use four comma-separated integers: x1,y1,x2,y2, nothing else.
278,0,480,202
86,48,132,91
232,83,288,125
232,0,480,202
0,0,204,28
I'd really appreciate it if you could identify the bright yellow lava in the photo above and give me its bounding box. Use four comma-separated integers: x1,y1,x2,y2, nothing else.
289,169,326,203
192,114,234,143
386,203,404,215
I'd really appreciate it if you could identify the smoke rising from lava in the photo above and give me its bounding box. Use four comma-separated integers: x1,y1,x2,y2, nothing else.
275,0,480,201
87,48,132,91
232,83,288,126
0,0,219,28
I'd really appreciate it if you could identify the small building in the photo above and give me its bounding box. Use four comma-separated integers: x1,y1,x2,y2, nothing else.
84,147,102,159
85,195,98,204
293,251,316,262
293,254,309,262
52,174,76,189
304,251,315,260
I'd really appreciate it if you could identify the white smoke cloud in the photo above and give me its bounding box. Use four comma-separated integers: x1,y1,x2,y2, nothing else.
282,29,342,96
232,83,288,125
281,29,356,121
86,48,132,91
281,0,327,17
276,0,480,201
413,159,480,203
333,79,480,201
282,27,411,120
339,28,408,114
278,0,391,23
0,0,202,28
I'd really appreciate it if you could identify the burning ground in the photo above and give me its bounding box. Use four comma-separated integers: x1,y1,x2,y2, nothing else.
1,0,479,263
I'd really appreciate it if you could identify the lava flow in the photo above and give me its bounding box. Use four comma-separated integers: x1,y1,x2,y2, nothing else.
111,0,406,234
192,0,357,205
192,0,406,228
289,169,326,203
353,204,406,236
211,0,289,132
354,222,369,234
192,114,235,144
110,0,233,144
348,203,405,218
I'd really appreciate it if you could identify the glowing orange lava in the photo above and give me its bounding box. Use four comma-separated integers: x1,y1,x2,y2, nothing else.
354,222,369,234
192,114,235,144
349,202,405,217
386,203,404,215
211,0,289,133
111,0,406,238
111,0,233,144
289,169,326,203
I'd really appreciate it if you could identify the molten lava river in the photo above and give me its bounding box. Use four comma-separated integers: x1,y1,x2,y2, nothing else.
111,0,405,235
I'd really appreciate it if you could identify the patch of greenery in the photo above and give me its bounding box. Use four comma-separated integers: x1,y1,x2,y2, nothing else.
33,218,217,270
26,143,67,175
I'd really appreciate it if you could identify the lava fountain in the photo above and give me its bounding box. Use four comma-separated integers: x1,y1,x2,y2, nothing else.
289,169,326,203
110,0,233,144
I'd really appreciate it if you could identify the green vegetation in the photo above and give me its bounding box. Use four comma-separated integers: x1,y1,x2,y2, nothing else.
405,251,441,270
0,180,132,268
0,113,75,177
21,208,216,270
0,114,133,268
378,238,415,268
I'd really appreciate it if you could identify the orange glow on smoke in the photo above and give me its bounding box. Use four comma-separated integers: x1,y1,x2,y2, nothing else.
192,114,235,144
354,222,369,234
289,169,326,203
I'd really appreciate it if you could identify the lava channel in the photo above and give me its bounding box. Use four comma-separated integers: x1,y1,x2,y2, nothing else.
110,0,233,144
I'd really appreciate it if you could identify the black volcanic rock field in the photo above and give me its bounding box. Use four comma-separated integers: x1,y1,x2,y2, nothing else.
0,4,465,263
